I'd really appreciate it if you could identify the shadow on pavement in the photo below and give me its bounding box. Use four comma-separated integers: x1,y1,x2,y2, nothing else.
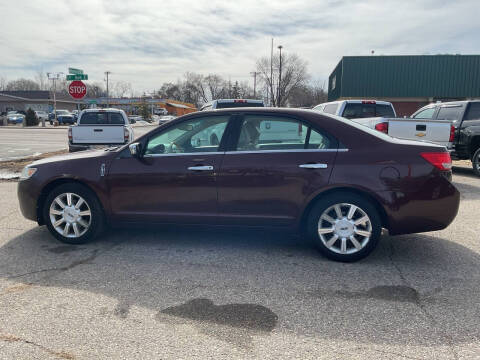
0,225,479,349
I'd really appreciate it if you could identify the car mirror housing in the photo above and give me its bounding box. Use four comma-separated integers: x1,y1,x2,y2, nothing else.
129,142,142,157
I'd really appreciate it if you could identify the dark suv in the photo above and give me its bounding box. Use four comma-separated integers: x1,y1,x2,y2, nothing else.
412,101,480,176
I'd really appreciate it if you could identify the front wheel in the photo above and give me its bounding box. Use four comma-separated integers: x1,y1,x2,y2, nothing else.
472,148,480,177
307,192,382,262
43,183,105,244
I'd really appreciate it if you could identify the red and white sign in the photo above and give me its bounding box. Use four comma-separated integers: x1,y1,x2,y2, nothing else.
68,80,87,99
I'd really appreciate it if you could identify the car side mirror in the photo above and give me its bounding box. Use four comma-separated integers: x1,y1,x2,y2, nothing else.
129,142,142,157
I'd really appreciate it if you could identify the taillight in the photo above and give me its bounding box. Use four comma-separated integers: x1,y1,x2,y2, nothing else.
375,122,389,133
420,152,452,171
68,127,72,141
449,125,455,142
124,128,129,142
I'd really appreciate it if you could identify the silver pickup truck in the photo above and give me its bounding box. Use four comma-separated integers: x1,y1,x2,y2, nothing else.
353,117,454,149
68,108,134,152
313,100,453,148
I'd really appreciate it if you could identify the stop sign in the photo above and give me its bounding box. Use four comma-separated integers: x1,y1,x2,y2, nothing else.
68,80,87,99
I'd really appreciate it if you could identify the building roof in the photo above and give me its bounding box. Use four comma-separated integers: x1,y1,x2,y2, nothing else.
328,55,480,101
0,91,77,102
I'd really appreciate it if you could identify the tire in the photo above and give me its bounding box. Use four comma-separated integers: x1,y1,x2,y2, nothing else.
43,183,105,244
472,147,480,177
306,192,382,262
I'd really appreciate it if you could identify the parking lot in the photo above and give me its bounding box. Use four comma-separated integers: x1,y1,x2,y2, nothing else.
0,166,478,359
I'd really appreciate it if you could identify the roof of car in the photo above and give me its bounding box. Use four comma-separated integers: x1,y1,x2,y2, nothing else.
81,108,124,112
214,99,264,103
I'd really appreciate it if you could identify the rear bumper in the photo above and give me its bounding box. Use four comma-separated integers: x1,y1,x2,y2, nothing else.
380,175,460,235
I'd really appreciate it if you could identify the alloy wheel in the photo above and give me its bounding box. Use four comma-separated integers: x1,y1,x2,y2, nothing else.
317,203,372,255
49,192,92,238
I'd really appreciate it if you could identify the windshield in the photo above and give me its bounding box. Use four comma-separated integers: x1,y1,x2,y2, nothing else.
56,110,69,115
343,103,395,119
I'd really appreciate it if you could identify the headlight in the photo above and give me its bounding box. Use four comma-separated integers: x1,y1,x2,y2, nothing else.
20,167,37,180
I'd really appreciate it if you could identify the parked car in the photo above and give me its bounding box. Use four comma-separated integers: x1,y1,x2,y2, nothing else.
412,101,480,176
68,108,134,152
313,100,396,119
200,99,264,111
71,110,79,122
18,108,459,262
7,112,25,124
55,110,75,125
35,111,49,122
157,115,176,125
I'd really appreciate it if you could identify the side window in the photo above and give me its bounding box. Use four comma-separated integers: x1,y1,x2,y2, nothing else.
413,107,436,119
465,103,480,120
236,115,332,151
436,106,463,121
145,116,230,155
324,104,339,114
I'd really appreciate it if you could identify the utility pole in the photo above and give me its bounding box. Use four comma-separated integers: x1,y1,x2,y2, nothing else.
277,45,283,107
270,38,273,106
250,71,260,98
47,72,63,126
104,71,111,107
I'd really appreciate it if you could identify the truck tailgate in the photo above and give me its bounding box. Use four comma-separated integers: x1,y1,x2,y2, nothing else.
71,126,125,144
388,119,452,148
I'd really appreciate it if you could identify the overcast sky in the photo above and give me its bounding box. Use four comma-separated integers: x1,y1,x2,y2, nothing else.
0,0,479,93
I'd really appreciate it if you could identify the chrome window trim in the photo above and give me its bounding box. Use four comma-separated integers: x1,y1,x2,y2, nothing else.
225,149,348,155
144,151,224,158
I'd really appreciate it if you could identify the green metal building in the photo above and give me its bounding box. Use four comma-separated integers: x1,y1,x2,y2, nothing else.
328,55,480,116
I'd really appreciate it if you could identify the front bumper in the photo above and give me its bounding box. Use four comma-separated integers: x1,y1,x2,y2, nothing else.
17,179,41,223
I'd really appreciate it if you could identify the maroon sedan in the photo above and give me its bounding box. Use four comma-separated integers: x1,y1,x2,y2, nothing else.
17,108,459,262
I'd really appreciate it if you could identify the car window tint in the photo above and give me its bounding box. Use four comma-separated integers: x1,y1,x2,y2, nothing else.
80,112,108,125
342,103,375,119
437,106,463,121
465,103,480,120
145,115,230,155
376,104,395,117
109,113,124,125
324,104,338,114
413,107,436,119
236,115,331,151
308,128,331,149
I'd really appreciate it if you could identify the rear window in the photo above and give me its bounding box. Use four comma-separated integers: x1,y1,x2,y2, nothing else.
436,106,463,121
342,103,394,119
216,101,264,109
80,112,125,125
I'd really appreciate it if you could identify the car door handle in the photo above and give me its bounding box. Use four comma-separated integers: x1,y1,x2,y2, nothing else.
187,165,214,171
299,163,328,169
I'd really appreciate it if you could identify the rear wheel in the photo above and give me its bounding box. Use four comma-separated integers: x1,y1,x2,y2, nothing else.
472,148,480,177
307,192,382,262
43,183,105,244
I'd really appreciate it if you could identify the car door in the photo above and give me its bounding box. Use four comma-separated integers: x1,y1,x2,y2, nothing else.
107,114,232,224
217,113,338,227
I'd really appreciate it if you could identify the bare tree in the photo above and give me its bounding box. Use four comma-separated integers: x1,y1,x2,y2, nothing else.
256,52,309,107
85,82,107,98
113,81,132,98
34,70,48,90
6,78,40,91
288,79,328,108
0,76,7,91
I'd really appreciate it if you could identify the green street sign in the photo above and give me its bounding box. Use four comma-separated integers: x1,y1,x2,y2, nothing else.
68,67,83,75
88,100,97,104
66,74,88,81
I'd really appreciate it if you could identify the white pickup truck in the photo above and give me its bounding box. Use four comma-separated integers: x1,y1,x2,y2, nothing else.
313,100,453,148
68,108,134,152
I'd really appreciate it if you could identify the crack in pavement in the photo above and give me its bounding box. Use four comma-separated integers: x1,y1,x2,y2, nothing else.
388,240,459,360
0,331,75,359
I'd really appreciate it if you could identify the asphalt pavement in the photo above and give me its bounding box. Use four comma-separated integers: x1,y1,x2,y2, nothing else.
0,125,155,161
0,167,479,359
